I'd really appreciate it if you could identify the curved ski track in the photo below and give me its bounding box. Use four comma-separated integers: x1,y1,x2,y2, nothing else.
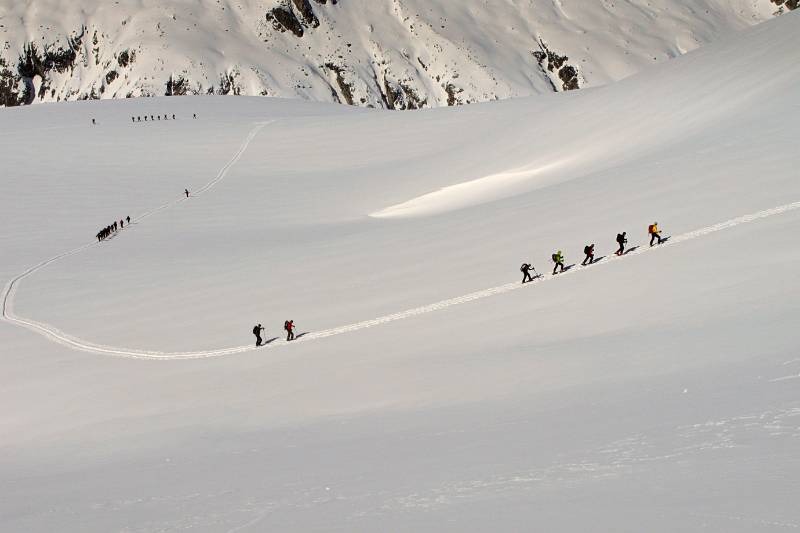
1,123,798,359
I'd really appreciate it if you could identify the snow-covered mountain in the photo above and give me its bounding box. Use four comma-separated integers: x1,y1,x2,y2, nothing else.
0,0,794,108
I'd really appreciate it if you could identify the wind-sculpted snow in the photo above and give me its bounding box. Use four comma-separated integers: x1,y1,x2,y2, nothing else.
4,200,799,360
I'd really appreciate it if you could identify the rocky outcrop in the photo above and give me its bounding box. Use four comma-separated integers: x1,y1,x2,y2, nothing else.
533,40,580,92
770,0,798,12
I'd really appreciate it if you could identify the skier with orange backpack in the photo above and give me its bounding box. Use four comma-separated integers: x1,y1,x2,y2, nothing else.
648,222,663,246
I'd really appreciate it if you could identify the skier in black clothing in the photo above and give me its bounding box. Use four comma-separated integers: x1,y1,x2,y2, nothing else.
184,189,190,198
616,232,627,256
113,221,118,232
92,118,96,125
172,114,176,120
582,244,595,265
520,263,535,284
126,215,131,224
253,324,264,346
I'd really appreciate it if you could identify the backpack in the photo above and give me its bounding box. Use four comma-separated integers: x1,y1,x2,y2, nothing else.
552,254,558,262
648,224,655,234
253,326,259,335
284,321,289,331
584,245,591,255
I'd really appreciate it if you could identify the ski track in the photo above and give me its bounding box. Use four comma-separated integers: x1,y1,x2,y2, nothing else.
2,143,799,360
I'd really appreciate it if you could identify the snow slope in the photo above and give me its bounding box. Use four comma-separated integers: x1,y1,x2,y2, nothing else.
0,0,787,108
1,10,799,532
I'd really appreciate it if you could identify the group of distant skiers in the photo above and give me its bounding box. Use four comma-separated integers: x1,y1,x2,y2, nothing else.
521,222,665,281
90,114,198,125
96,216,131,241
130,113,197,123
253,320,297,346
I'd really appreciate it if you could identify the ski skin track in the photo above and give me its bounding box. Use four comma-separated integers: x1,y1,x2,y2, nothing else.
1,122,797,359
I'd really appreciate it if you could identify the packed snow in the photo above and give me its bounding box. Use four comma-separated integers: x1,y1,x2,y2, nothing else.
1,10,799,532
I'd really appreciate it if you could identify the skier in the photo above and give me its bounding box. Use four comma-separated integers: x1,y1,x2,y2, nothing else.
285,320,295,341
520,263,535,284
184,189,190,198
253,324,264,347
144,116,148,122
126,215,131,224
113,221,118,232
120,219,124,229
582,244,595,266
131,116,135,123
137,116,141,122
96,230,103,242
193,113,197,119
172,114,176,120
648,222,663,246
615,232,627,256
552,250,565,275
157,115,161,121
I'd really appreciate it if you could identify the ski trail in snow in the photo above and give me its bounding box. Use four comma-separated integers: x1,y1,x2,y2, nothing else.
3,197,799,360
1,121,271,357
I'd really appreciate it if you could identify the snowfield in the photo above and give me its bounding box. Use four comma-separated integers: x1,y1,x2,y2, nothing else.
1,9,799,532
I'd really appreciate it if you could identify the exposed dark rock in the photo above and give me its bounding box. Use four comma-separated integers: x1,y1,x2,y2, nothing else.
165,75,190,96
771,0,798,11
105,70,119,85
292,0,320,27
444,82,464,106
217,71,241,95
324,63,354,105
117,49,135,68
267,6,305,37
533,40,580,91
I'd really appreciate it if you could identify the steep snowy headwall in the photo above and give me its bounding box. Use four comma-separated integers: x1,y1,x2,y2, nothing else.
0,0,787,108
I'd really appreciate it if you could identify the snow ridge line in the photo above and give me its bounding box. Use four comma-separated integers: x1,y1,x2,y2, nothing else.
1,122,271,356
5,200,800,360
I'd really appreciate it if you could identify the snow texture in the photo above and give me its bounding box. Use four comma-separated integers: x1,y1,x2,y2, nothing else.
0,9,799,533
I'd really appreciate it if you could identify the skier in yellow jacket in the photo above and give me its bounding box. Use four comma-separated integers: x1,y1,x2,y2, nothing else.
648,222,663,246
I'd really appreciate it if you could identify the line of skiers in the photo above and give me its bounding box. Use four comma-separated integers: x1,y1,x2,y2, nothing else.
96,216,132,241
521,222,665,282
130,113,199,123
253,320,296,346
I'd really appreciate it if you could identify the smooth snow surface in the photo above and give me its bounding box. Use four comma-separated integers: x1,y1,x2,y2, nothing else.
1,11,799,532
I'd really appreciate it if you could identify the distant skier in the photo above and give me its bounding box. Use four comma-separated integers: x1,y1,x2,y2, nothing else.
552,250,565,275
648,222,663,246
157,115,161,120
193,113,197,119
126,215,131,224
91,118,96,125
150,115,154,121
184,189,190,198
582,244,595,266
120,219,124,229
285,320,295,341
172,114,176,120
520,263,535,284
144,116,148,122
96,230,103,242
137,116,141,122
131,116,135,123
616,232,627,256
113,221,118,232
253,324,264,347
